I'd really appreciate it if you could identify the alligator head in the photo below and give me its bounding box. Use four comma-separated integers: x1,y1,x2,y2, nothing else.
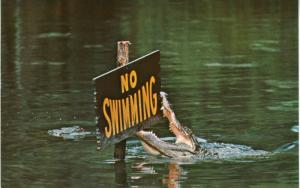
135,92,201,158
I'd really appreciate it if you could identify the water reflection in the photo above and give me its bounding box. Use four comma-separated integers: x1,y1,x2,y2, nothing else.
132,162,183,188
114,160,128,187
163,163,182,188
14,0,22,90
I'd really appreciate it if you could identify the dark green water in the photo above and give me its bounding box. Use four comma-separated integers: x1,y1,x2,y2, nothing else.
2,0,298,187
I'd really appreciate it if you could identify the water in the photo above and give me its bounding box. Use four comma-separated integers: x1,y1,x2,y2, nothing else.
2,0,298,187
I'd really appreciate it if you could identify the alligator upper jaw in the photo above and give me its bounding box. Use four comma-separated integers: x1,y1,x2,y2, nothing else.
160,92,199,151
135,130,196,158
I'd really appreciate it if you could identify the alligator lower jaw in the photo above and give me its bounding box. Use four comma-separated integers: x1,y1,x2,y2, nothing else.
135,130,196,158
140,139,161,156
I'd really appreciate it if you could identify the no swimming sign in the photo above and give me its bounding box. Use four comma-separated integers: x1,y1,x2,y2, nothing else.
93,50,161,149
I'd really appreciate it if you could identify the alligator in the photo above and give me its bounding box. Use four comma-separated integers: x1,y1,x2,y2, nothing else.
135,92,269,159
48,92,293,159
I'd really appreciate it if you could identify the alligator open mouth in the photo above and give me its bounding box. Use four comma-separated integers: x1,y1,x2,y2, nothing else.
135,92,200,158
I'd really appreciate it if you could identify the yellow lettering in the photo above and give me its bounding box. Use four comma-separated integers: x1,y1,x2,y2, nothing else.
130,70,137,89
103,75,159,135
110,100,119,135
142,82,151,120
130,93,139,125
103,98,112,138
120,73,129,93
149,76,157,115
118,100,123,132
122,98,130,129
138,89,143,123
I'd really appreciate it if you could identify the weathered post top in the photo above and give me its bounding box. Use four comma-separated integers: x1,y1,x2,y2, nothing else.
117,41,131,66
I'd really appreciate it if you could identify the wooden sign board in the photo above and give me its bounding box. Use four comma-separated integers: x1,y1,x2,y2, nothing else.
93,50,161,149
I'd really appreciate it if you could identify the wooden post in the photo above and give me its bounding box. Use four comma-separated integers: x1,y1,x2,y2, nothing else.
114,41,131,160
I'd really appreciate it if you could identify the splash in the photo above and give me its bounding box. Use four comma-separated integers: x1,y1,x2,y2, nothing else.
48,126,93,140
